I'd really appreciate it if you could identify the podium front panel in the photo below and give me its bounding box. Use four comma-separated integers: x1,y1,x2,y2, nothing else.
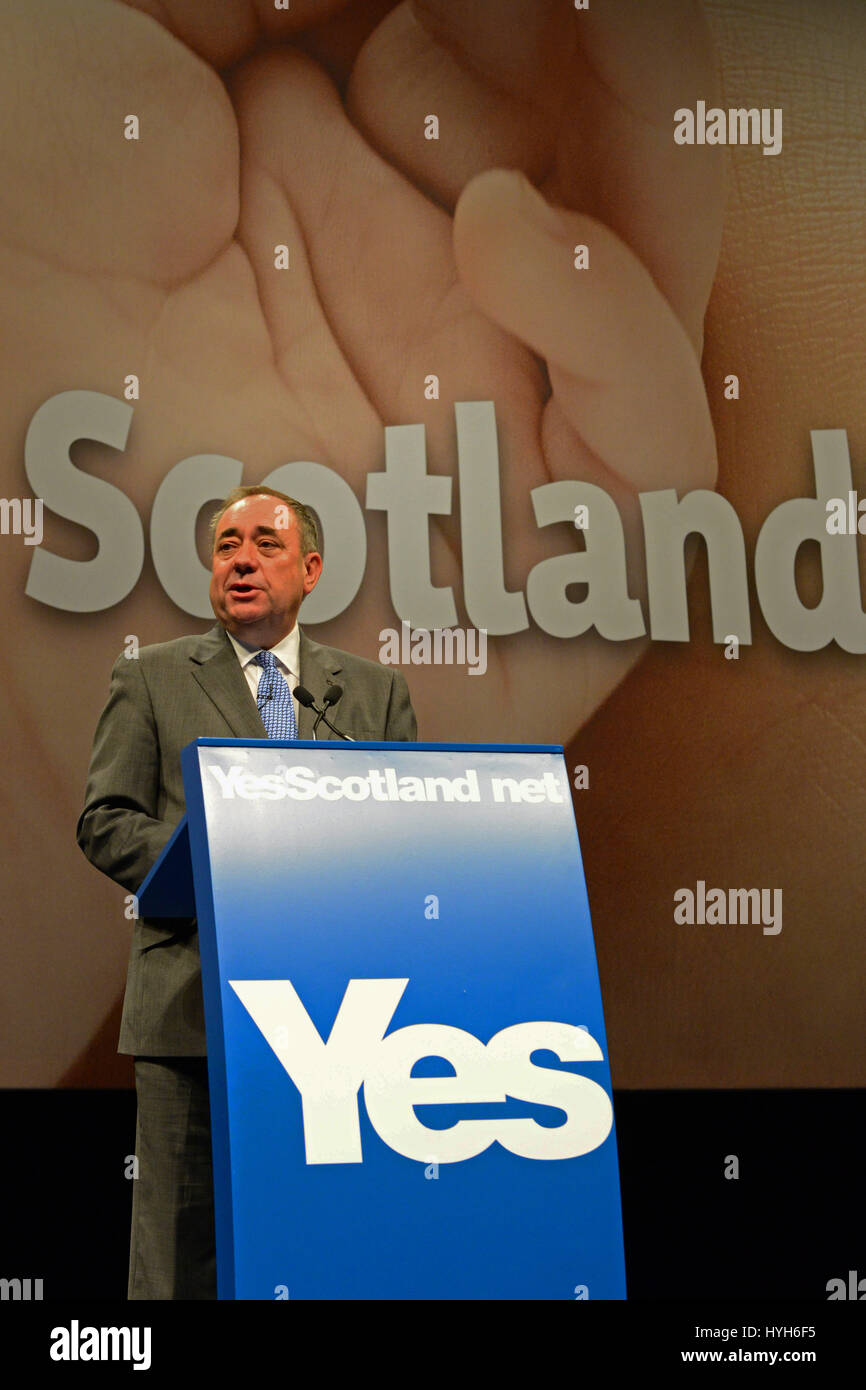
182,739,626,1300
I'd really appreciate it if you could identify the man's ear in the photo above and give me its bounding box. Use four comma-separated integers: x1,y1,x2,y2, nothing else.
303,551,323,593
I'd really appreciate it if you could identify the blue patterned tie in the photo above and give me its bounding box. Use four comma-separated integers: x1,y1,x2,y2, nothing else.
254,649,297,740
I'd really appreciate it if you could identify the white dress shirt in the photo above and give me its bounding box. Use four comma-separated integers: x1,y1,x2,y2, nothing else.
226,625,301,729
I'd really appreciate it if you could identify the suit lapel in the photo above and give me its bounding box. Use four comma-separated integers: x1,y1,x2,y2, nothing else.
189,625,344,742
189,625,267,738
297,630,344,740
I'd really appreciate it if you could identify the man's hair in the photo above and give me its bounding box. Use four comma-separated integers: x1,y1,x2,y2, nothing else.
208,486,320,556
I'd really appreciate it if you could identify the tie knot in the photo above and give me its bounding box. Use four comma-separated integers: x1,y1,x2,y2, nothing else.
254,649,278,670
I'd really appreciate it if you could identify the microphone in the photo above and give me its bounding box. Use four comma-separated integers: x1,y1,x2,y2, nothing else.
293,684,355,741
318,684,345,738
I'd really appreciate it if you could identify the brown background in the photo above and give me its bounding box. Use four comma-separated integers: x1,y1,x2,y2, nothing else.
0,0,862,1089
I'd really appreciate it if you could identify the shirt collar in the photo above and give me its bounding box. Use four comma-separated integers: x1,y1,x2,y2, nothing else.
226,624,300,679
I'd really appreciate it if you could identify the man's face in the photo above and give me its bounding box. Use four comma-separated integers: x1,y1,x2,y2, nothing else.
209,495,322,644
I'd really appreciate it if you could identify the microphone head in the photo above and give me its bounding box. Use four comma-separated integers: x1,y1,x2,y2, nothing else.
323,683,343,708
293,684,316,708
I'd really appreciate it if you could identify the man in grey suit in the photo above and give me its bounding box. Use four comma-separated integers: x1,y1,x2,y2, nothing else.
77,485,416,1300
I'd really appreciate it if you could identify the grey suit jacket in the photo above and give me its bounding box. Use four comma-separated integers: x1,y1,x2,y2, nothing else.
77,624,417,1056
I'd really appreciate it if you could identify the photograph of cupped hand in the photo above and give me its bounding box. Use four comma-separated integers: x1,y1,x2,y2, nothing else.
0,0,863,1103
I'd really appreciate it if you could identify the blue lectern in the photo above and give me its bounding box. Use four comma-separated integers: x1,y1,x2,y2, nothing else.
138,740,626,1300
